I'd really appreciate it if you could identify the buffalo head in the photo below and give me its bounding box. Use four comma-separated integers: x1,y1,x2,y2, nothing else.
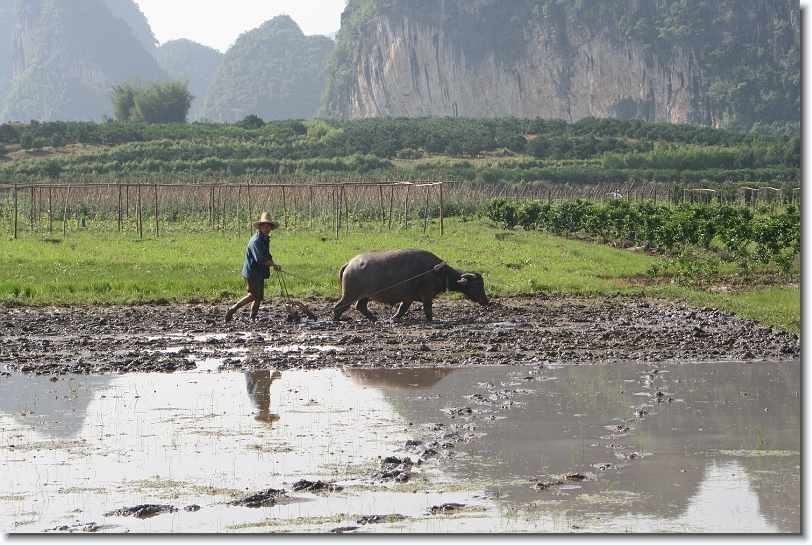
457,272,489,306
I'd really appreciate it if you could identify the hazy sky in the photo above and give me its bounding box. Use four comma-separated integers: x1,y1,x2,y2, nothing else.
136,1,810,54
135,0,347,52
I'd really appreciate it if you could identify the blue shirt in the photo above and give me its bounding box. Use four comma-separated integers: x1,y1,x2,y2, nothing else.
241,231,272,280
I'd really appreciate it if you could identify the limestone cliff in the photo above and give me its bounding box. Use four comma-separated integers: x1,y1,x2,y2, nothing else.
323,0,800,132
3,0,166,122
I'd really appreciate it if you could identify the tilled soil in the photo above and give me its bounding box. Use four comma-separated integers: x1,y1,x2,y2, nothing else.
0,295,799,376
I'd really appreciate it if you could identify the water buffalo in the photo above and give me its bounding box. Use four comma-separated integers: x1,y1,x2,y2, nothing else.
332,249,489,322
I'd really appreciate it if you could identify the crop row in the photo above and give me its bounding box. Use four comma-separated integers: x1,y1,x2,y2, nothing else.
486,197,800,277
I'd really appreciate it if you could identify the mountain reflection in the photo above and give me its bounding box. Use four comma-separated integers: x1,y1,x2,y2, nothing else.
343,367,455,390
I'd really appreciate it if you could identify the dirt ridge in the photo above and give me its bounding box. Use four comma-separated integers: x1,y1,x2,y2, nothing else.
0,295,799,376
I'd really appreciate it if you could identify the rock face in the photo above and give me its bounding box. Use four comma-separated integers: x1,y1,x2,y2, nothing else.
3,0,166,122
324,0,799,127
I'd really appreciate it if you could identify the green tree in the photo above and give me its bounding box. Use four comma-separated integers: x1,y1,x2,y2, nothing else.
111,82,137,121
110,79,194,123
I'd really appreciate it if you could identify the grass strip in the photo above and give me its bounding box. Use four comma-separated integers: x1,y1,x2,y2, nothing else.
0,218,799,334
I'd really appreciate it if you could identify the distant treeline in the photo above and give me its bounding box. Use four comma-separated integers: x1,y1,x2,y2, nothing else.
0,116,799,187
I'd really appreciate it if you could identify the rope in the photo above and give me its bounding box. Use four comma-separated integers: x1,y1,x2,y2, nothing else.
276,269,291,302
335,261,447,314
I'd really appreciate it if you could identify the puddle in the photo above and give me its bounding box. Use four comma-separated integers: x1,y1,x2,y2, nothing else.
0,361,800,533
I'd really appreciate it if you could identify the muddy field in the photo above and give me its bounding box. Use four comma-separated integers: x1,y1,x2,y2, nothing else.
0,295,799,375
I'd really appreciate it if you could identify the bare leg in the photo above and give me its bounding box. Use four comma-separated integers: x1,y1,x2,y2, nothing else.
392,300,413,321
355,298,377,321
249,298,262,320
226,294,258,322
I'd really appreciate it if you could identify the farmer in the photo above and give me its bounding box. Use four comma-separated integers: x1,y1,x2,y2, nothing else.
224,212,282,322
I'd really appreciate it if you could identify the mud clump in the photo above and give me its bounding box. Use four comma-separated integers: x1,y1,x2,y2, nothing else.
229,488,287,508
104,504,178,519
0,295,800,376
290,479,343,493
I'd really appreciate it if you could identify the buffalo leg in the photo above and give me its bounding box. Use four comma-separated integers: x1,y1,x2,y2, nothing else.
355,298,378,321
332,297,355,321
392,300,413,321
422,298,433,322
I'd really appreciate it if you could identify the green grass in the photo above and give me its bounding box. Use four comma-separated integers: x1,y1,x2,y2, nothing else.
0,218,799,334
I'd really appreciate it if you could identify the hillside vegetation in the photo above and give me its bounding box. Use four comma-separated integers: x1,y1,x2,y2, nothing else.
102,0,158,53
155,39,223,121
201,15,335,123
0,116,798,189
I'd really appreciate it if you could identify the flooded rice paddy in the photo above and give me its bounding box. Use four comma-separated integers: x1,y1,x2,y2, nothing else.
0,358,800,533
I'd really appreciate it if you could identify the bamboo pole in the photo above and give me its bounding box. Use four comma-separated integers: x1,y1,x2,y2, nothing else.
378,185,385,225
388,186,394,230
62,185,70,236
154,183,159,237
12,183,17,239
30,184,35,230
137,182,143,238
423,186,429,233
404,184,410,229
209,186,214,227
344,184,349,235
334,185,340,238
291,185,298,230
282,185,288,228
309,185,313,230
221,185,227,232
439,182,444,236
117,184,122,232
246,181,251,232
48,185,53,234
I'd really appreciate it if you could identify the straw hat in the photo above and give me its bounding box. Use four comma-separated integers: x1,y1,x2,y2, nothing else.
253,212,280,230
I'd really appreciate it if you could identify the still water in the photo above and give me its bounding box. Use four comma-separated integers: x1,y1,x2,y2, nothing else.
0,360,800,533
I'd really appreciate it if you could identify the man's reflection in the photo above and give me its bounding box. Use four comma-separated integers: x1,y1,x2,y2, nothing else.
245,370,281,424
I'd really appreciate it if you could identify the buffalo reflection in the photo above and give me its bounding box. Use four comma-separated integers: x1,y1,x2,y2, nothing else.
343,367,455,391
245,370,281,423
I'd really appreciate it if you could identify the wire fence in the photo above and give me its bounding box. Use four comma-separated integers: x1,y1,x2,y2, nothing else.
0,179,799,239
0,180,452,239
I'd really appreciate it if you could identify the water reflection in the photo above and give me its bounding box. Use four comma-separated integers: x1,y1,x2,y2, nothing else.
0,361,800,533
244,370,281,424
343,361,801,533
0,373,114,439
344,367,455,390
